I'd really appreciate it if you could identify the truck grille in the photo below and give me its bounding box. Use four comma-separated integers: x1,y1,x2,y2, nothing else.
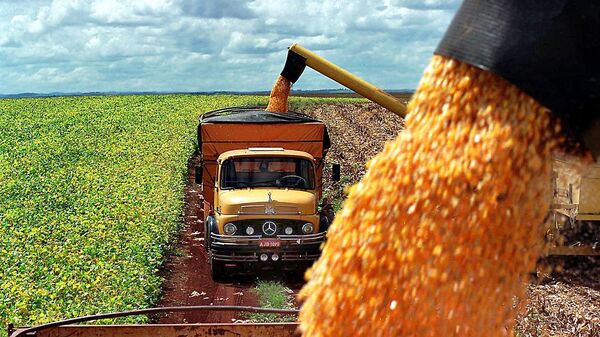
228,219,310,236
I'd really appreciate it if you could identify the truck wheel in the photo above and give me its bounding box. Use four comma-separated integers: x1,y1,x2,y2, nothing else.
319,214,331,233
210,258,230,283
319,204,335,232
205,215,217,252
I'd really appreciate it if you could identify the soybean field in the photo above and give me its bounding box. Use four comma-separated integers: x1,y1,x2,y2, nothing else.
0,94,352,332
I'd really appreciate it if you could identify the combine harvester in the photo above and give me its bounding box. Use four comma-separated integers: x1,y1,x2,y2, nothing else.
547,157,600,255
9,43,599,337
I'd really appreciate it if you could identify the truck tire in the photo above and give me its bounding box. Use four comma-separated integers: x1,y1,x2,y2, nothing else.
319,205,334,233
205,215,217,252
319,215,330,233
210,258,231,283
205,217,232,282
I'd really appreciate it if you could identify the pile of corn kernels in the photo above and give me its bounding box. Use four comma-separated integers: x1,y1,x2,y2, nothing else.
298,55,560,336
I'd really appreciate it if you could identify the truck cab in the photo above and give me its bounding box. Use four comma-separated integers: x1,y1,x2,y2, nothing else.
196,107,336,280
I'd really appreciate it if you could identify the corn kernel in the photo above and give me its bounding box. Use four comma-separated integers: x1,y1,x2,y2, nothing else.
298,55,559,337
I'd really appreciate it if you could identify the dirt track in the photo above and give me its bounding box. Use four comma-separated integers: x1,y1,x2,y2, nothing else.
156,154,264,324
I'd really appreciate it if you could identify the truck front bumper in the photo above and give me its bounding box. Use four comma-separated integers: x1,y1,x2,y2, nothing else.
209,232,326,263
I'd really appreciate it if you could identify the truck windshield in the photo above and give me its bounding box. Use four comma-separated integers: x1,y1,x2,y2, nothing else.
220,157,315,190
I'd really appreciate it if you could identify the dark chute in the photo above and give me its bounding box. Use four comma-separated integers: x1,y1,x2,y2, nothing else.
436,0,600,156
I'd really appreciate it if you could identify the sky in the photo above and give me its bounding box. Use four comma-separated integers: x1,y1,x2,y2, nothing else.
0,0,461,94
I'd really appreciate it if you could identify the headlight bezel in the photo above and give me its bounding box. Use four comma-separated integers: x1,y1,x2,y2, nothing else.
302,222,314,234
223,222,237,235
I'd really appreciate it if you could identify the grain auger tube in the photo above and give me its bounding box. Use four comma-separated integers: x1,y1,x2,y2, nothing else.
279,43,407,118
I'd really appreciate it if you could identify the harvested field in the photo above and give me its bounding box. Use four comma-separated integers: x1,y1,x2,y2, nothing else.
517,256,600,337
297,102,406,202
302,101,598,335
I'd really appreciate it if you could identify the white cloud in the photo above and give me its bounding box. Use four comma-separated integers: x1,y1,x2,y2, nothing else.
90,0,175,24
0,0,461,94
85,35,100,49
178,0,256,19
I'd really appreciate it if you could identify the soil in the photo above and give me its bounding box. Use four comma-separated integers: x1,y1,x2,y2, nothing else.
297,102,406,201
517,256,600,337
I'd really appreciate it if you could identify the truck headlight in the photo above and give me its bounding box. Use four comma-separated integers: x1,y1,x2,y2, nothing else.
246,226,255,235
302,223,314,234
224,223,237,235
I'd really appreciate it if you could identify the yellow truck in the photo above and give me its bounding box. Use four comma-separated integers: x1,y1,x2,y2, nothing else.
196,107,338,280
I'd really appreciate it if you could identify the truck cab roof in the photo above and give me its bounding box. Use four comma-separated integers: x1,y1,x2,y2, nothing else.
218,148,316,162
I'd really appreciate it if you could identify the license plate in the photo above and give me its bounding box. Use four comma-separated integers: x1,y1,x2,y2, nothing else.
259,239,281,248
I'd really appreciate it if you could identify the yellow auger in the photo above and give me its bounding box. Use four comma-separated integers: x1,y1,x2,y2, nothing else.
281,43,407,118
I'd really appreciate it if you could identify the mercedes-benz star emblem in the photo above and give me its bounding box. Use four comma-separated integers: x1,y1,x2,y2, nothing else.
262,221,277,236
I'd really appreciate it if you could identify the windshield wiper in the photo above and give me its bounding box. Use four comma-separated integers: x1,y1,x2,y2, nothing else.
225,179,310,189
223,181,253,188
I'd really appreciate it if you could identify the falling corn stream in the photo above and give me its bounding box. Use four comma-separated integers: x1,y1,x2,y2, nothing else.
267,55,560,336
266,75,292,113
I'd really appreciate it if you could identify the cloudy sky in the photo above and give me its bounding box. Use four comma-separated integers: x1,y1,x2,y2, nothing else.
0,0,461,94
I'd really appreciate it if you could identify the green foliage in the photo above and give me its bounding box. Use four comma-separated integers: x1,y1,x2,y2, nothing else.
0,94,355,334
0,94,267,331
246,280,296,323
289,97,366,111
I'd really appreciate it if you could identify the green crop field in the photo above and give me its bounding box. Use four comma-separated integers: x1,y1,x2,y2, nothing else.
0,94,361,333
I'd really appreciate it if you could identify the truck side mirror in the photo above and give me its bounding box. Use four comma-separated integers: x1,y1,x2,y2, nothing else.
195,166,203,184
332,163,341,182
